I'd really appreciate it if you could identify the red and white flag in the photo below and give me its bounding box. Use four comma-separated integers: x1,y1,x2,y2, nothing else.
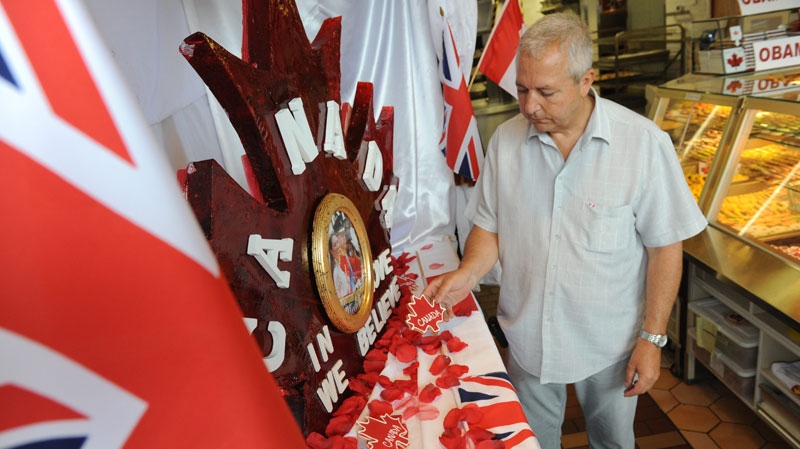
0,1,305,448
438,17,484,182
476,0,525,98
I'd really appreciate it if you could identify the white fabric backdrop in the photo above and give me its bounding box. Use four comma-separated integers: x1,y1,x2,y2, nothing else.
80,0,478,254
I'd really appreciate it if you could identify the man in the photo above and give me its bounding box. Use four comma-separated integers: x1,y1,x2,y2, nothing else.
423,12,706,449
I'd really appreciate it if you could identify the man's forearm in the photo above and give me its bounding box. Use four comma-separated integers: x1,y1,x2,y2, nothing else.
458,225,500,288
642,241,683,334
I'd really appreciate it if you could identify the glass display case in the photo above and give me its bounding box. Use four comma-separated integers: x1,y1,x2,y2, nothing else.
706,89,800,265
649,75,742,205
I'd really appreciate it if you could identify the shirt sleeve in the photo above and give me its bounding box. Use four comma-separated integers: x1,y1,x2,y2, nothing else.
634,128,708,248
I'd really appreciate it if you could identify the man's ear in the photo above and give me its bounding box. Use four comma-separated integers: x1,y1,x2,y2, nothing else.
581,68,596,94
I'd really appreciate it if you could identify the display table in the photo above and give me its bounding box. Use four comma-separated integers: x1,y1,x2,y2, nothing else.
339,236,539,449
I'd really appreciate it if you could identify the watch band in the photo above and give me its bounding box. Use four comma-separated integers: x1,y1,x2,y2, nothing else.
639,329,668,348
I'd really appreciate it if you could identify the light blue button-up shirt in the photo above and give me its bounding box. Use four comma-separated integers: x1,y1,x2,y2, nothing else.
466,90,707,383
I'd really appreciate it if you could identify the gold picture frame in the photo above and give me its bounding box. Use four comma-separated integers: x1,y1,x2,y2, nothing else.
311,193,374,333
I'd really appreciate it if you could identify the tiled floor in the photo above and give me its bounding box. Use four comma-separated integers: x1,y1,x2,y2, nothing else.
472,285,795,449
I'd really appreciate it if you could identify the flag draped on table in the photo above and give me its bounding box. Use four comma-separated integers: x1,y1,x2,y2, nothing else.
476,0,525,98
0,1,305,448
438,15,484,182
458,373,537,448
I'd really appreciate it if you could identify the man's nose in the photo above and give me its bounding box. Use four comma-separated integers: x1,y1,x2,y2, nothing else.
521,94,541,116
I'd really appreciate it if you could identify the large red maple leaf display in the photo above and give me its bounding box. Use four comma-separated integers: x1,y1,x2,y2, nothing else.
178,0,399,436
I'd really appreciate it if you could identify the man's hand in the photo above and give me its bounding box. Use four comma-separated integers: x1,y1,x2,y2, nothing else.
420,269,476,320
624,338,662,397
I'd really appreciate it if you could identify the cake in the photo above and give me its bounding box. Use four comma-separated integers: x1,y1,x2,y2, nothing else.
178,0,401,437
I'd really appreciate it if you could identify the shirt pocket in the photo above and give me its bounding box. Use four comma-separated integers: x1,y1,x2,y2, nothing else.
579,203,634,254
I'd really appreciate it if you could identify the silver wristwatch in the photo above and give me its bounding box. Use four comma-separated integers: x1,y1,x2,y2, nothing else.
639,329,668,348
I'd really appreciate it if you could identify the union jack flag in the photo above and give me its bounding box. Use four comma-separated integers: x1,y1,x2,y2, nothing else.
458,372,539,448
0,1,304,448
438,17,484,182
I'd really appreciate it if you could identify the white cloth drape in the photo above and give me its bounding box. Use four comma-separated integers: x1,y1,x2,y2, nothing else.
80,0,478,253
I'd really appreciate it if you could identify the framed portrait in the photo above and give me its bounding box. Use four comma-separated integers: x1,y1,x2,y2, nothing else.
311,193,374,333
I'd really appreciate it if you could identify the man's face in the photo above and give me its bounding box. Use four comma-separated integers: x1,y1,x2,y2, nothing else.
516,45,594,134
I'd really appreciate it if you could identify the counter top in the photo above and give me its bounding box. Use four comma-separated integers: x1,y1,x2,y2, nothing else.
684,226,800,331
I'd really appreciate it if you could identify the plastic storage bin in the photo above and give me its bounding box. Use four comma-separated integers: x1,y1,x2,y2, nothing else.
688,297,759,369
688,331,757,399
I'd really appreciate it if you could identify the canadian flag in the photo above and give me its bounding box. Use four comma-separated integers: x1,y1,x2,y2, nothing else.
476,0,525,98
0,1,305,448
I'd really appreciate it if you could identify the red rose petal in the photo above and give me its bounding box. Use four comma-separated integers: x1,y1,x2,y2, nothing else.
365,348,388,361
378,375,393,388
357,371,380,388
380,387,404,401
402,405,420,420
395,343,417,363
467,427,495,442
367,399,394,416
402,361,420,376
393,379,418,395
439,434,468,449
420,342,443,355
443,407,464,429
439,330,454,341
436,374,461,389
445,364,469,377
417,405,440,421
325,414,354,437
461,404,484,425
348,378,372,396
446,337,468,352
306,432,332,449
429,354,451,376
363,359,386,373
332,395,366,417
419,383,442,403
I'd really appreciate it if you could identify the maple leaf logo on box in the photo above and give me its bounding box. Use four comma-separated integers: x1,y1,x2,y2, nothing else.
358,414,409,449
728,52,744,67
405,295,445,334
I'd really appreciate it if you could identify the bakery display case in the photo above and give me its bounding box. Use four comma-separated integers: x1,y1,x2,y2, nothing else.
649,75,742,206
679,71,800,448
705,90,800,266
653,68,800,449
